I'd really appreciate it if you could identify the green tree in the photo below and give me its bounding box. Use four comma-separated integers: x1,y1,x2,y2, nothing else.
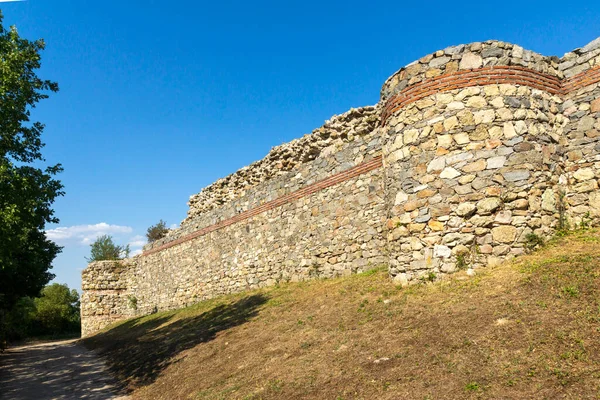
32,283,80,335
146,219,169,242
3,284,80,341
4,296,35,340
0,11,63,343
87,234,130,262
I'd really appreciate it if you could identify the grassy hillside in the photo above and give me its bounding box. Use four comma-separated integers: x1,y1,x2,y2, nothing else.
83,230,600,399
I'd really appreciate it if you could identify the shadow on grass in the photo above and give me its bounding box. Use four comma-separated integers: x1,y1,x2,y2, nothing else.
82,293,268,389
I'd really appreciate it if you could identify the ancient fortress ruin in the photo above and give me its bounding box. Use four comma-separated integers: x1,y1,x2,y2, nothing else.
82,38,600,336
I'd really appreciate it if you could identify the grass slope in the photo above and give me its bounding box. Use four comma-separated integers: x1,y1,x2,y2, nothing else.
83,230,600,399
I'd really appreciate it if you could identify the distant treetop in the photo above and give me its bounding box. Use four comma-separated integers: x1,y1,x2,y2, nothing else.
146,220,169,243
86,235,129,262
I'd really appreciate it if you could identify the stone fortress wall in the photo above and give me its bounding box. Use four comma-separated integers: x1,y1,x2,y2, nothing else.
81,37,600,337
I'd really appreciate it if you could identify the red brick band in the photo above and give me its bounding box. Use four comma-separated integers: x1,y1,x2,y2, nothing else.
142,65,600,257
382,64,600,126
82,289,126,294
562,65,600,93
83,314,125,320
143,155,383,256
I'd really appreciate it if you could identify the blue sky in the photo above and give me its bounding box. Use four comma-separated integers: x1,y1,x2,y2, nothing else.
2,1,598,291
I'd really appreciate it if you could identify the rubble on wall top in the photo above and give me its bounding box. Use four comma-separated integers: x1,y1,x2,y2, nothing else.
381,37,600,101
182,105,380,224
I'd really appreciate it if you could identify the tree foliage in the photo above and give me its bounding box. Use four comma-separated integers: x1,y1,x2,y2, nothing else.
146,219,169,243
3,296,35,340
0,12,63,317
33,283,80,335
3,283,80,341
87,234,130,262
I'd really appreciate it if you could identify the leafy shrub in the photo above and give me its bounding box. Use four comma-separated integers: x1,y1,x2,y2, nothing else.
3,297,36,341
86,234,130,262
32,283,80,336
128,295,138,310
524,233,544,251
579,212,592,230
455,253,468,270
146,220,169,243
1,283,80,344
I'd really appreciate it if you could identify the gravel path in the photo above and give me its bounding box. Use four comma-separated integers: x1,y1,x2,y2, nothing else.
0,339,128,400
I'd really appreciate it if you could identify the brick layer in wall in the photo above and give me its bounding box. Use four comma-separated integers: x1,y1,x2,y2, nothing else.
381,64,600,126
143,155,383,256
144,64,600,258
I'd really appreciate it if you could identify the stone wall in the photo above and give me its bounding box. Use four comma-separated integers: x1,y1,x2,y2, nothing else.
182,106,379,223
381,40,563,283
82,37,600,337
80,260,133,337
559,39,600,227
82,107,386,335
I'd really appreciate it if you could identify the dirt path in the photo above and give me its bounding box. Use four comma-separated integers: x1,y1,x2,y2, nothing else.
0,339,129,400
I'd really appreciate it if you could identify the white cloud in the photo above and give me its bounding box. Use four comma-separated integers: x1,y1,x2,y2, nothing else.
46,223,133,246
128,235,147,249
130,248,143,257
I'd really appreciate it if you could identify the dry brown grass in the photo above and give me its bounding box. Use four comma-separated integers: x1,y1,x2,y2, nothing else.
83,230,600,399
